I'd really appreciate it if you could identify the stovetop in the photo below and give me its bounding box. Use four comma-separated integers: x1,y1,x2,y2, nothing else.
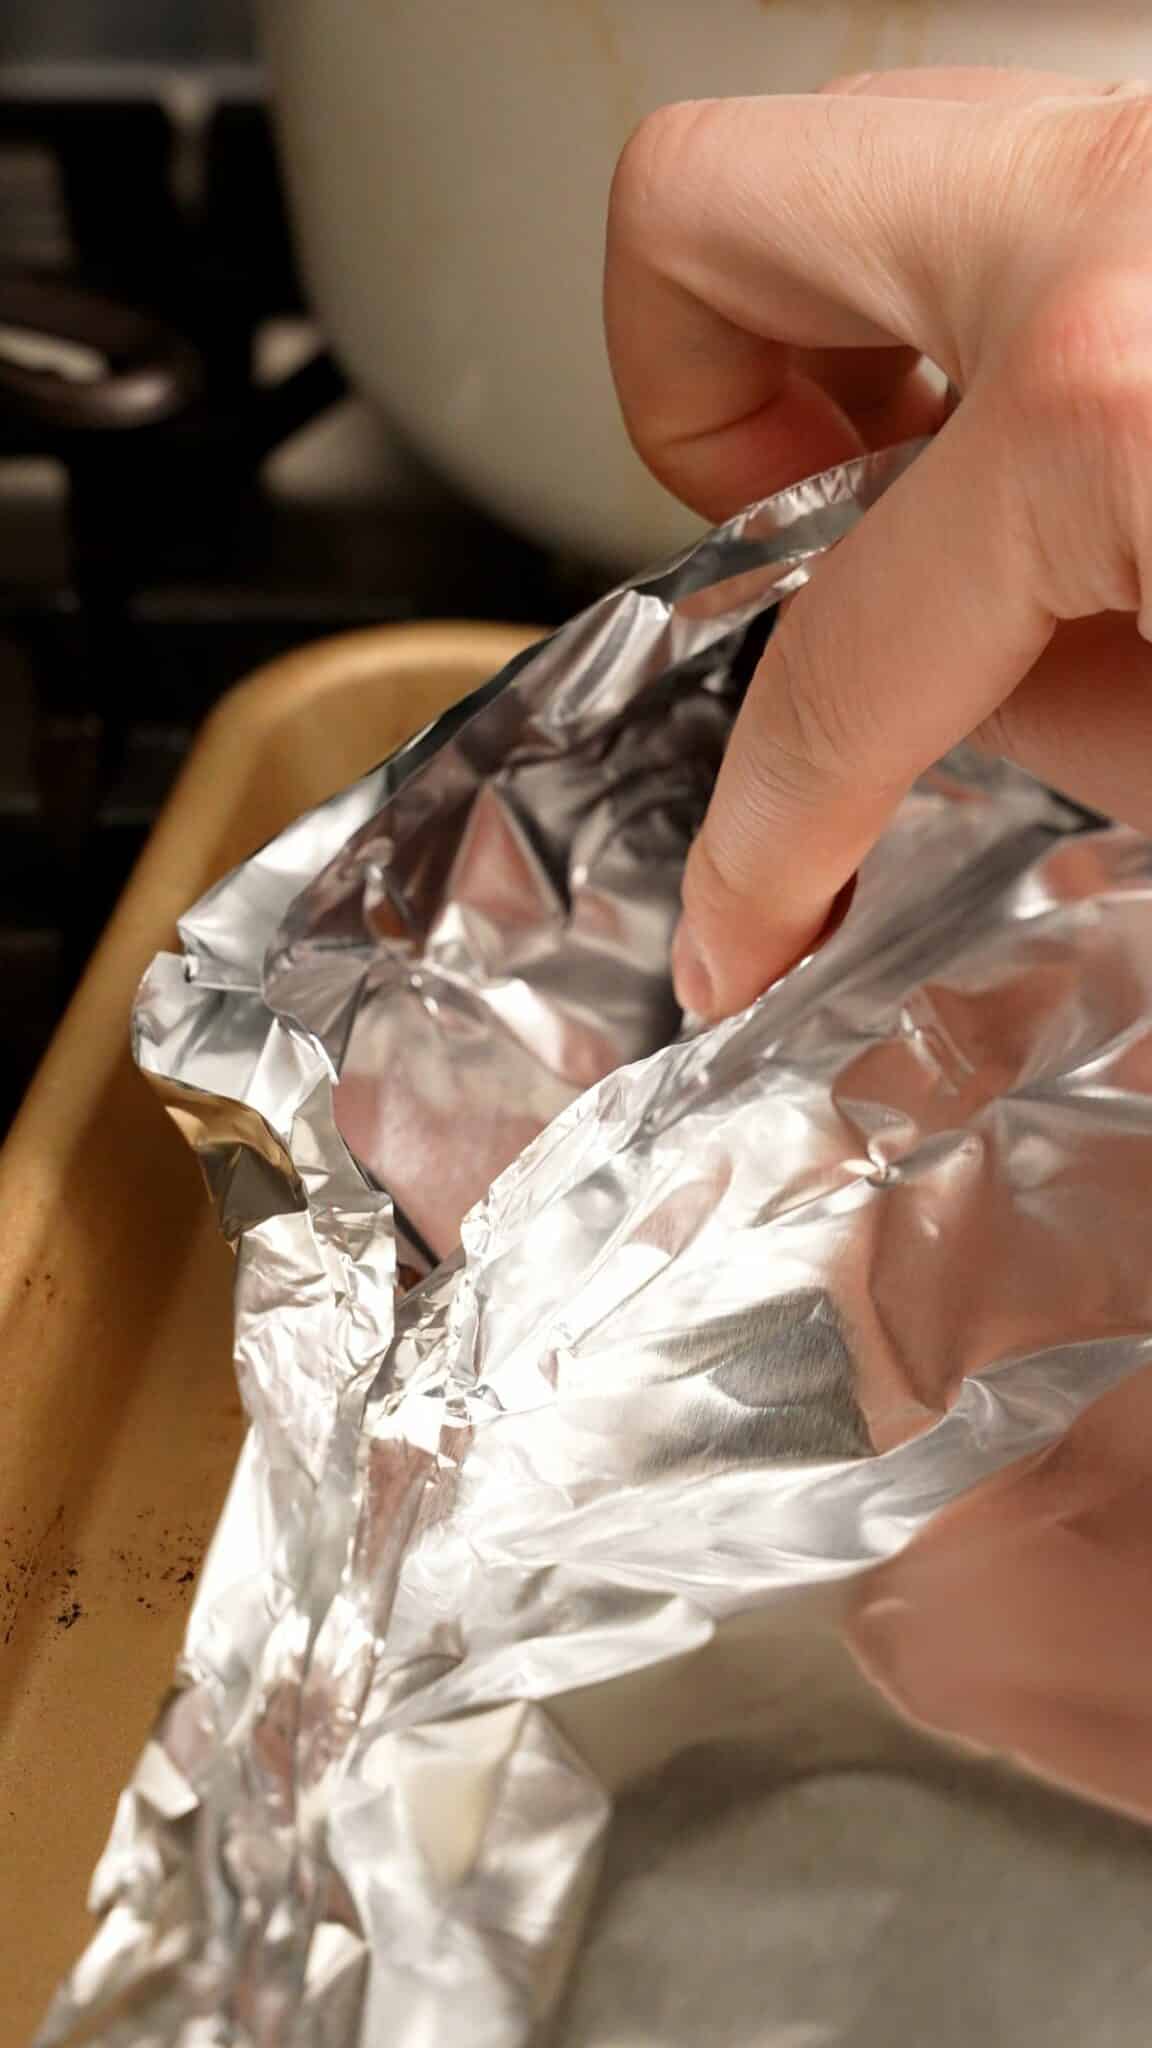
0,67,607,1125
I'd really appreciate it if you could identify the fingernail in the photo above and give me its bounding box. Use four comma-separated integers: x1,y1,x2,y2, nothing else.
672,918,716,1021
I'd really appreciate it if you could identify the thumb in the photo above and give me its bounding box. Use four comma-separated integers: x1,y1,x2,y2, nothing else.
672,401,1052,1019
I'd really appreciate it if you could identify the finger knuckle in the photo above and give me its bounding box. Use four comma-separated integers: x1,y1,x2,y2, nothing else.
761,611,858,792
682,625,855,926
682,826,746,929
608,99,718,255
999,267,1152,612
684,752,822,923
1068,96,1152,201
1010,271,1152,451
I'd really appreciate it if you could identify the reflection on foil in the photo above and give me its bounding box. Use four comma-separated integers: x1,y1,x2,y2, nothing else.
37,443,1152,2047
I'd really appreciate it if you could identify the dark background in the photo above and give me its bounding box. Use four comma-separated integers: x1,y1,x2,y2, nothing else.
0,4,599,1128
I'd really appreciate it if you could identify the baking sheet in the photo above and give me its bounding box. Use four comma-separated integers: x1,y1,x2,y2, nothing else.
0,624,531,2044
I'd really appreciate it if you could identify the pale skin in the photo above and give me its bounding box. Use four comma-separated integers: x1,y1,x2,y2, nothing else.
604,68,1152,1019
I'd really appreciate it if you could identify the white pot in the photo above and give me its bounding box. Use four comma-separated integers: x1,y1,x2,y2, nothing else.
264,1,1151,569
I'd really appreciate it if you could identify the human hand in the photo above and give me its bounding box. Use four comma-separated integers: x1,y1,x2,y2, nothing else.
606,69,1152,1018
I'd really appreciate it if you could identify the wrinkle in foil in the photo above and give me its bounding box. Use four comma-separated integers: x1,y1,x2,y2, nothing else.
37,441,1152,2047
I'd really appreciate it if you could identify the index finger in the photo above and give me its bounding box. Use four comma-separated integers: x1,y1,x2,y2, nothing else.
605,70,1122,522
605,95,922,522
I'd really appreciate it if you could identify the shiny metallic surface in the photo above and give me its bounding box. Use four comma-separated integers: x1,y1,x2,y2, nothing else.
38,444,1152,2045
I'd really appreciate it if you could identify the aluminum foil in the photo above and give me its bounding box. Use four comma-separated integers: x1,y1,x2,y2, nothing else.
38,443,1152,2047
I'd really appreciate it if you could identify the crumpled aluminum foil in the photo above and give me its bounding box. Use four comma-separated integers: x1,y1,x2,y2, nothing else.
39,443,1152,2047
